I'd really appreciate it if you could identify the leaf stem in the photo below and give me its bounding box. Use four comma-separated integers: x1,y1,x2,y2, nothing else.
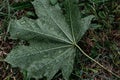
75,44,120,79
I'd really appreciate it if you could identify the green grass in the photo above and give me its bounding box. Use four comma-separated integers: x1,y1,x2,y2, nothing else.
0,0,120,80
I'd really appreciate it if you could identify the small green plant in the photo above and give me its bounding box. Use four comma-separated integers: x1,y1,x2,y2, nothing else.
5,0,120,80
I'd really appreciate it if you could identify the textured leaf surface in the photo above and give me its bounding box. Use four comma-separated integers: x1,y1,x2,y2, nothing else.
6,0,94,80
50,0,58,5
64,0,94,42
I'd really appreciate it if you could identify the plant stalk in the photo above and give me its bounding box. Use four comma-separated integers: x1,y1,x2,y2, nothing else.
75,44,120,78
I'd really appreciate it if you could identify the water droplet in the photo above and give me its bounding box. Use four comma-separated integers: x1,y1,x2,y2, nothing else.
44,72,48,76
55,59,60,63
43,55,47,58
39,47,42,50
49,27,55,31
20,21,26,24
58,50,62,54
41,19,45,25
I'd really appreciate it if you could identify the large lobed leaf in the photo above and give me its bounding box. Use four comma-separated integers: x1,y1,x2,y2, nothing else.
5,0,94,80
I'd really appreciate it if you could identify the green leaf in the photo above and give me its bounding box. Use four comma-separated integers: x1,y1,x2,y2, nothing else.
50,0,58,5
11,1,33,10
5,0,94,80
89,0,109,3
64,0,94,42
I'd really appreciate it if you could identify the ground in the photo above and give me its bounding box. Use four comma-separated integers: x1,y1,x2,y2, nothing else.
0,0,120,80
